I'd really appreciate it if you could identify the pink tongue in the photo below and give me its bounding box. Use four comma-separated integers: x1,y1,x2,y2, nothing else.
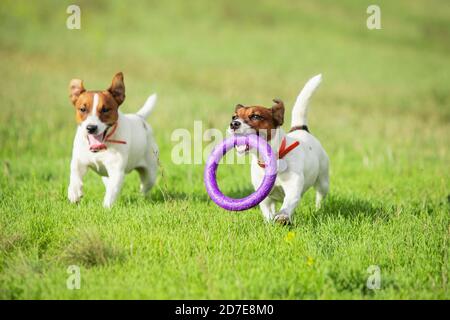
87,133,106,151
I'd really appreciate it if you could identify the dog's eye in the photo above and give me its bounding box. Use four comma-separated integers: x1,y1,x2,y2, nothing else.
79,107,87,113
250,114,263,121
232,115,238,120
101,107,109,113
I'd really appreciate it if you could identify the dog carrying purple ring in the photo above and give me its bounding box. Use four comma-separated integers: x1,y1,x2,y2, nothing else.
204,134,277,211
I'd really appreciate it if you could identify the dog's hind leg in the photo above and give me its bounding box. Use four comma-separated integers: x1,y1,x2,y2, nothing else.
137,139,159,196
102,176,109,188
314,169,329,209
137,159,157,195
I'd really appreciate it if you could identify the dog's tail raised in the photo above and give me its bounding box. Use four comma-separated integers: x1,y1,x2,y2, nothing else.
291,74,322,129
137,93,157,119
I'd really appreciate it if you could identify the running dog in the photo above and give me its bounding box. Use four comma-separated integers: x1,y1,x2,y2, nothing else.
228,74,329,224
67,72,159,208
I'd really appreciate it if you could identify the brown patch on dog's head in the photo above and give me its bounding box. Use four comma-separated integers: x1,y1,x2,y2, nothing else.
232,99,285,140
68,72,125,125
69,79,85,105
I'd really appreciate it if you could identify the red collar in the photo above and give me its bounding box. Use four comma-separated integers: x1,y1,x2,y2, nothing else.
104,122,127,145
88,122,127,152
258,137,300,168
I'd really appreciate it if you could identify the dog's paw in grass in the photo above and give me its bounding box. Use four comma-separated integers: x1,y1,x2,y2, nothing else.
274,212,291,225
68,183,83,203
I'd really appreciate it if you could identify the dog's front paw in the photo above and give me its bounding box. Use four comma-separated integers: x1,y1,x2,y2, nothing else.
274,212,291,225
68,184,83,203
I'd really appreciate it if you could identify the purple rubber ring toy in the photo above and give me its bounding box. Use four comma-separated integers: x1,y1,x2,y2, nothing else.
204,134,277,211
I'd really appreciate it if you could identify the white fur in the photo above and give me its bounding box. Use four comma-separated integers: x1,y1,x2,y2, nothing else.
252,75,329,223
92,94,99,115
81,93,108,134
291,74,322,128
137,93,157,118
68,94,159,208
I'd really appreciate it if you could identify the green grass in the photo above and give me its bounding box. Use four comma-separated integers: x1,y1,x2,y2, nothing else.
0,0,449,299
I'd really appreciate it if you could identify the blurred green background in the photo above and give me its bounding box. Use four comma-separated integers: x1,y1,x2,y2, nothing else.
0,0,448,299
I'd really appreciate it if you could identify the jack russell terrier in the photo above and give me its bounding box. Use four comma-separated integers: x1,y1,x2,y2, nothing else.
228,74,329,224
67,72,159,208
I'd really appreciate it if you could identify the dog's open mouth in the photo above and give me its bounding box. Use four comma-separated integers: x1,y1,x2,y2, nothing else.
87,130,108,152
231,133,251,155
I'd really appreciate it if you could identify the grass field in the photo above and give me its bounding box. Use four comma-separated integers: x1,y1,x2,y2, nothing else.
0,0,449,299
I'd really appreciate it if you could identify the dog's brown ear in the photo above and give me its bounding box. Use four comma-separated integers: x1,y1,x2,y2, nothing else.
235,104,245,112
108,72,125,106
272,99,284,127
69,79,85,105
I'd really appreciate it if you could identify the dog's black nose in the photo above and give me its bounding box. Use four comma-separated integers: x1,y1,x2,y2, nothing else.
230,120,241,130
86,124,98,134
